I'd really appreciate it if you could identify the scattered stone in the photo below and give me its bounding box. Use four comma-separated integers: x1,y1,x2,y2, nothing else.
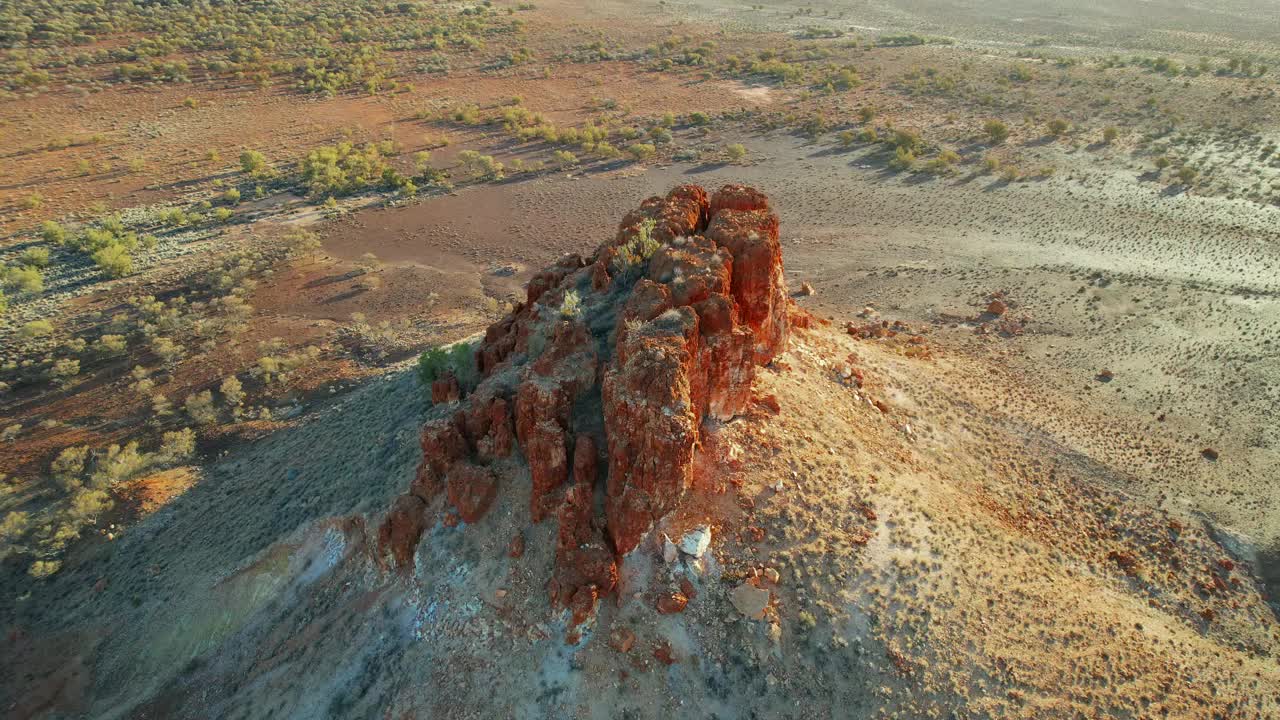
679,577,697,599
762,567,780,584
1201,447,1219,461
653,642,678,665
662,534,679,564
730,582,771,620
798,282,815,297
657,592,689,614
609,627,636,653
986,299,1008,316
678,525,712,558
508,533,525,558
1096,369,1114,382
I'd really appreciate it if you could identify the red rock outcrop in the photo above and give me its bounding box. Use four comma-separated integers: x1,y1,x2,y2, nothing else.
381,184,790,620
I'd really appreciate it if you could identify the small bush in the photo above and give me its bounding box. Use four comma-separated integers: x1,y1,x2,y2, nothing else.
41,221,67,245
19,320,54,339
240,149,270,177
417,342,477,391
157,428,196,464
627,143,656,161
983,119,1009,144
184,390,218,425
725,143,747,162
94,334,128,356
92,244,133,277
213,379,242,421
50,358,80,384
19,247,51,268
889,146,915,171
560,290,583,318
4,266,44,295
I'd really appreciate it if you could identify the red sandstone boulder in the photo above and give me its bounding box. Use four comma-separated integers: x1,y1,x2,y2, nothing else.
476,397,514,459
430,371,461,404
413,416,469,498
615,185,709,246
377,493,428,570
603,307,702,554
709,183,769,215
446,460,498,524
516,319,597,521
704,204,788,364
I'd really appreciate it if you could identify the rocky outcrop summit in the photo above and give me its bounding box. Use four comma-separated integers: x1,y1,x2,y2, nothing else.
378,184,792,622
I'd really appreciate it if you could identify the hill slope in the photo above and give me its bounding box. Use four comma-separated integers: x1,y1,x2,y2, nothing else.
4,187,1278,720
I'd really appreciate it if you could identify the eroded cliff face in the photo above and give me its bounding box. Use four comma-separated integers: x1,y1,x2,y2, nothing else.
378,184,791,623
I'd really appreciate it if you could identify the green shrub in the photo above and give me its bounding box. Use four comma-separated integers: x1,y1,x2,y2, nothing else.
560,290,583,318
184,390,217,425
891,129,922,151
157,428,196,464
456,150,504,180
18,247,50,268
4,265,44,295
889,146,916,171
94,334,127,356
92,244,133,277
725,143,747,162
627,143,656,161
222,188,241,205
984,119,1009,144
417,342,477,393
240,149,270,177
19,320,53,339
41,221,67,245
299,142,391,196
50,358,80,384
